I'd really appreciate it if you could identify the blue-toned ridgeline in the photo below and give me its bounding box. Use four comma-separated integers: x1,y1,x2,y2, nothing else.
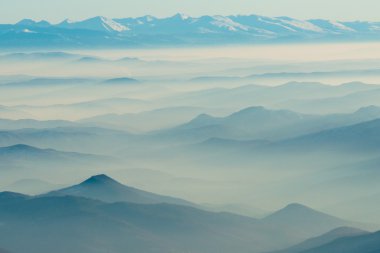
1,14,380,48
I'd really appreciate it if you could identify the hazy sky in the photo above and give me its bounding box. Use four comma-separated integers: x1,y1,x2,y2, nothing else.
0,0,379,23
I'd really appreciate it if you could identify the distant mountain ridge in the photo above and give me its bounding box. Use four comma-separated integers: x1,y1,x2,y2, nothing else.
155,104,380,143
1,14,380,48
0,144,103,161
46,174,194,206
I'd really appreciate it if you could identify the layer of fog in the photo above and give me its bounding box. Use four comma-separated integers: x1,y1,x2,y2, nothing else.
1,42,380,224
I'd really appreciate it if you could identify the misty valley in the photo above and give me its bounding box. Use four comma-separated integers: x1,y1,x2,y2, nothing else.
1,43,380,253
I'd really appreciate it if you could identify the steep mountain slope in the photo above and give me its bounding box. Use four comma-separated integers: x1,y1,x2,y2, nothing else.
46,174,193,206
272,227,369,253
298,231,380,253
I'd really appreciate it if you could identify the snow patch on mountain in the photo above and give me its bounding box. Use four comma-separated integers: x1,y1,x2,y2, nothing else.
59,16,128,32
211,16,249,32
279,17,324,32
329,21,356,32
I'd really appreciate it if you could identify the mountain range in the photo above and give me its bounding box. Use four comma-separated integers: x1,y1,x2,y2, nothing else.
165,82,379,112
183,112,380,174
0,174,363,253
153,105,380,143
1,14,380,48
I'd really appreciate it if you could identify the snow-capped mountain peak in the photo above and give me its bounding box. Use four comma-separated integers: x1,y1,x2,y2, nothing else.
58,16,128,32
4,14,380,47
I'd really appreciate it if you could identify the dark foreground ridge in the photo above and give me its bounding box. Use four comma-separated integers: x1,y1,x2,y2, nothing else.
0,174,371,253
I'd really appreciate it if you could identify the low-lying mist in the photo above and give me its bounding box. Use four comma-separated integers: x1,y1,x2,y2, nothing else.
1,42,380,226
